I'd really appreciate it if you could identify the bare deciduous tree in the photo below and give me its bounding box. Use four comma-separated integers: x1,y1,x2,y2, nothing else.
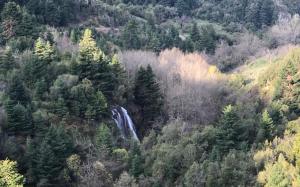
119,48,229,125
268,13,300,45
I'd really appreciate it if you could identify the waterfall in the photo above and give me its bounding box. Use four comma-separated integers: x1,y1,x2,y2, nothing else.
112,106,139,141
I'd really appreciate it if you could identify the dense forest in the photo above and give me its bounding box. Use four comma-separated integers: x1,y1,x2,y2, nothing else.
2,0,300,186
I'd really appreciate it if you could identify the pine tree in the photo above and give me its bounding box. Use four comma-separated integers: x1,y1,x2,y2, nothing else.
94,91,108,118
34,37,54,62
184,162,204,187
33,125,73,185
78,29,102,65
190,22,201,42
32,110,49,139
77,29,117,100
18,8,37,38
35,141,59,185
110,55,127,103
23,55,48,88
95,123,112,152
260,110,274,140
128,141,143,178
1,2,22,40
198,25,217,54
34,79,47,99
175,0,189,16
206,162,221,187
134,65,163,136
0,48,16,77
260,0,274,27
54,97,68,118
5,102,33,135
70,79,108,119
122,20,141,49
216,105,240,152
7,72,31,105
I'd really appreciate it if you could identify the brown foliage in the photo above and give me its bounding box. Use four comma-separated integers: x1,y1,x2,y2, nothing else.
119,48,229,124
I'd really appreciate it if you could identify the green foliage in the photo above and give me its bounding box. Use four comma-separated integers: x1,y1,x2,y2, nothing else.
34,37,55,62
0,1,298,187
122,20,141,50
7,71,31,105
215,105,240,152
0,159,24,187
134,65,163,136
23,54,49,89
49,75,108,120
255,119,300,187
1,2,22,41
183,162,204,187
95,123,112,151
128,141,143,178
1,1,37,45
70,79,108,120
257,110,274,141
78,29,103,64
175,0,189,16
112,148,129,162
76,29,121,100
26,0,76,26
29,125,73,185
5,102,33,135
0,48,16,78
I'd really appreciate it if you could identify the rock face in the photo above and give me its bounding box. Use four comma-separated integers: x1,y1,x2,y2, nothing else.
112,106,139,141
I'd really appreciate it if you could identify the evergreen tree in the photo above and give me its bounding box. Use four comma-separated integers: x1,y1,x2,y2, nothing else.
190,22,201,42
32,110,49,139
175,0,189,16
5,102,33,135
206,162,221,187
134,65,163,136
34,79,47,99
259,110,274,141
128,141,143,178
216,105,240,152
197,25,217,54
7,72,31,105
122,20,141,49
17,8,37,38
34,37,55,62
110,55,127,103
70,79,108,120
35,141,59,185
78,29,102,63
184,162,204,187
0,48,16,77
95,123,112,152
23,54,48,88
33,125,73,185
77,29,117,100
260,0,275,27
1,2,22,40
53,97,68,118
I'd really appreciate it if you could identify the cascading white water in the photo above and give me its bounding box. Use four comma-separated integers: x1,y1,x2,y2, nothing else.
112,106,139,141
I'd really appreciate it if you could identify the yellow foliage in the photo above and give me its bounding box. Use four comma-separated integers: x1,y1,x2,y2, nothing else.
208,65,219,74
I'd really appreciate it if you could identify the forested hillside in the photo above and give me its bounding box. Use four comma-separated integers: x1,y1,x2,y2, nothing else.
2,0,300,186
